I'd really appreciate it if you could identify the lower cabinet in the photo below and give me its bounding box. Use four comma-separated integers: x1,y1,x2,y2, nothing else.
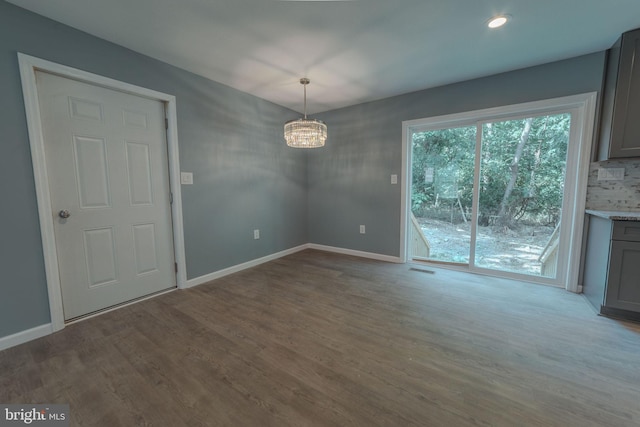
583,216,640,321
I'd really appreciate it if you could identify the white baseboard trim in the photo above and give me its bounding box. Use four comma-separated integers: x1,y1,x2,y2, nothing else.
307,244,402,263
0,323,53,351
185,244,402,290
184,244,310,288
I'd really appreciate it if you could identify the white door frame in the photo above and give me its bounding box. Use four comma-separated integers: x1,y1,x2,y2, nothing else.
400,92,597,292
18,53,187,332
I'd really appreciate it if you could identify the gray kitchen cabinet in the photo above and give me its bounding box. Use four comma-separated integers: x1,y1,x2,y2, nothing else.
583,216,640,321
598,28,640,159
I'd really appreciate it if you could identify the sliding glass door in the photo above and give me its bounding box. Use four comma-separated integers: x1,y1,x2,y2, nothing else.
405,94,596,288
410,125,476,264
474,114,569,277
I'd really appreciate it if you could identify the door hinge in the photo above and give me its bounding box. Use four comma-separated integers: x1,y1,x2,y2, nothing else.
170,192,173,205
175,262,178,273
165,118,169,129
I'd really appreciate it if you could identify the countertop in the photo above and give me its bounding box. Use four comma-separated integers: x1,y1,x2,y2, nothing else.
586,210,640,221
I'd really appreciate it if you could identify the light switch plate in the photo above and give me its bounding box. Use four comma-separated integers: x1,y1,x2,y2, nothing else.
391,174,398,184
180,172,193,185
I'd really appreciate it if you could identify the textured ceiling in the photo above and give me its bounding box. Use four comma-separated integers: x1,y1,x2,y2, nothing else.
8,0,640,114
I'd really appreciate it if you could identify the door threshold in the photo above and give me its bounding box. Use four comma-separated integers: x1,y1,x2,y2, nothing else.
65,286,177,325
412,258,468,268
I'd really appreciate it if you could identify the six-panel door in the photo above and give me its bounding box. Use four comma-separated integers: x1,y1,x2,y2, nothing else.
37,71,176,320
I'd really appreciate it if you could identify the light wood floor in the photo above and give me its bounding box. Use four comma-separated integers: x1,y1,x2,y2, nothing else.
1,249,640,426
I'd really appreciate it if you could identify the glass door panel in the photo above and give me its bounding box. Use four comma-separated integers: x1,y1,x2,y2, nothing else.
410,126,476,264
474,114,570,277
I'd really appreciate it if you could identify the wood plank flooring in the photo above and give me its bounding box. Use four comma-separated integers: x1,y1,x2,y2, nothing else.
1,249,640,426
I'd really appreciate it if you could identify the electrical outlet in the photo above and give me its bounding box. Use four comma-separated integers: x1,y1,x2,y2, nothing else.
253,229,260,239
597,167,625,181
597,168,608,180
391,174,398,184
611,168,625,180
359,225,366,234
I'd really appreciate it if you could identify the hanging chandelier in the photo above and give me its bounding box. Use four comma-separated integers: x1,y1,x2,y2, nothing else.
284,78,327,148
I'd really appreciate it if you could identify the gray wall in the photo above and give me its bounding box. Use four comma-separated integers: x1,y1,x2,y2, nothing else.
308,52,607,256
0,1,307,338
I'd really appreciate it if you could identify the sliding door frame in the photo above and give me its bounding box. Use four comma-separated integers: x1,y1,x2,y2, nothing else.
400,92,597,292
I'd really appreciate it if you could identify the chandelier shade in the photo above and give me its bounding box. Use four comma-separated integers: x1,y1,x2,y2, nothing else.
284,78,327,148
284,118,327,148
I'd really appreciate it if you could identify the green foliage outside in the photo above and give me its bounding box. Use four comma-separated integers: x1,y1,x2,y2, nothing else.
411,114,570,227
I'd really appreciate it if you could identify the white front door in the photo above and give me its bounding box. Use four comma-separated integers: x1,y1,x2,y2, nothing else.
37,71,176,320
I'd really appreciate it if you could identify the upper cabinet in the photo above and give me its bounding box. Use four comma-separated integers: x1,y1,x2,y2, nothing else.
598,28,640,160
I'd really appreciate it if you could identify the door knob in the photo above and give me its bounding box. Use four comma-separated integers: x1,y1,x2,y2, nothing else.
58,210,71,219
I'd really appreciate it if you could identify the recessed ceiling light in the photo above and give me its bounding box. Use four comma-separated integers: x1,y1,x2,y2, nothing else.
487,15,509,29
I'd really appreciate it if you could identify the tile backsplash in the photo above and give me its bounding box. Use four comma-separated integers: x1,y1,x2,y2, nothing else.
586,159,640,211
